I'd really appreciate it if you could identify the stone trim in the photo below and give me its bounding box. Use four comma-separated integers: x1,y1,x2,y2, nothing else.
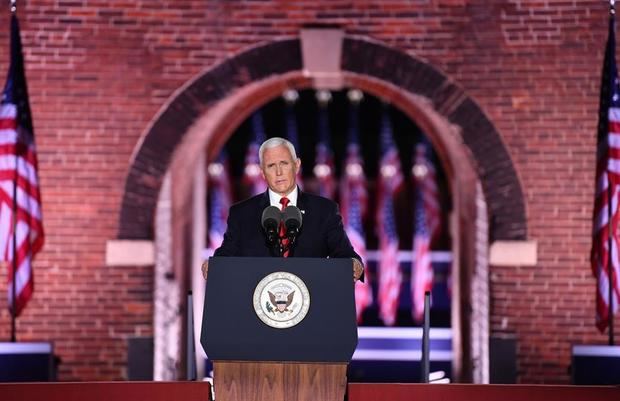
300,28,345,89
489,240,538,266
105,240,155,266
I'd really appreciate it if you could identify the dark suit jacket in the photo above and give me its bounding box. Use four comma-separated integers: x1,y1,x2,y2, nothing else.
214,190,362,264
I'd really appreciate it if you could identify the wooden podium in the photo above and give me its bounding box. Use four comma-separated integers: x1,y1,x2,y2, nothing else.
201,257,357,401
213,361,347,401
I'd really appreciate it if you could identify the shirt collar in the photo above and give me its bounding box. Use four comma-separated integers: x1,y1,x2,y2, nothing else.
268,186,298,208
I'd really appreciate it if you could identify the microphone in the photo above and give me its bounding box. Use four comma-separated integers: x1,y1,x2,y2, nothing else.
282,205,303,239
261,206,282,245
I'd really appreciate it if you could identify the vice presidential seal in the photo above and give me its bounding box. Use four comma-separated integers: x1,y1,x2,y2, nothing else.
253,271,310,329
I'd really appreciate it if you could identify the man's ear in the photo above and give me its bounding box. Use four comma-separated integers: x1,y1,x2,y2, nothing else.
295,158,301,174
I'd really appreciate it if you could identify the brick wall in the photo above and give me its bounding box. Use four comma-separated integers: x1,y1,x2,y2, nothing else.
0,0,615,383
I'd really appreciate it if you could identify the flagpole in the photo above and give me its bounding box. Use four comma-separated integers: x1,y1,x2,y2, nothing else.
11,162,17,343
609,0,616,347
9,0,17,343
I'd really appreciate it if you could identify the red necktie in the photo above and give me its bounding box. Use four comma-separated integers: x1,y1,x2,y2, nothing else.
279,197,290,257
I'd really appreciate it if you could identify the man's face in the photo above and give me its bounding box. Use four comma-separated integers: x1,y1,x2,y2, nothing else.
260,145,301,196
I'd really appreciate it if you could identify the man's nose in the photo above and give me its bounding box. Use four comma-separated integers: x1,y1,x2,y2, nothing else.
276,165,283,175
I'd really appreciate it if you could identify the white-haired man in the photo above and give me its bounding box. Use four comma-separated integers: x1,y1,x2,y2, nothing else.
203,137,364,281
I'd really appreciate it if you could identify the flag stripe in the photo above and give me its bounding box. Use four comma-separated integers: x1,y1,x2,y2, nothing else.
0,181,43,220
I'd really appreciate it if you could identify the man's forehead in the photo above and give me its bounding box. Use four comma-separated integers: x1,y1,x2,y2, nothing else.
263,145,294,160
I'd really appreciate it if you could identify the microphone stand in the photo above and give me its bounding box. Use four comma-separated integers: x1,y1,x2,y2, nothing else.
284,226,300,257
266,229,282,257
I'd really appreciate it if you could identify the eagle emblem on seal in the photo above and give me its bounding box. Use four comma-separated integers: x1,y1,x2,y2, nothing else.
269,290,295,313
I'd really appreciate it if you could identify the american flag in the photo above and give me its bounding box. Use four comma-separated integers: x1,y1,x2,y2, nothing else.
208,151,232,251
411,142,439,321
340,98,372,322
284,95,303,190
414,142,440,242
314,102,336,199
0,14,44,317
243,111,266,196
591,12,620,333
376,108,403,326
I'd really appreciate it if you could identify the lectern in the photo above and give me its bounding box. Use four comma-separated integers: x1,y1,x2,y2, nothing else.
201,257,357,401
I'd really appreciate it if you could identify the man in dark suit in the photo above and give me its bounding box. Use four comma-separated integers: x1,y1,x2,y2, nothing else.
202,137,364,281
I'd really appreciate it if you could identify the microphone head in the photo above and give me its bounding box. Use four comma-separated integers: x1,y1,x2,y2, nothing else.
261,206,282,232
283,205,303,230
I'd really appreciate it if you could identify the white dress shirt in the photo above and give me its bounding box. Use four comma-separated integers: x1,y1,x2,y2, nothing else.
268,187,298,209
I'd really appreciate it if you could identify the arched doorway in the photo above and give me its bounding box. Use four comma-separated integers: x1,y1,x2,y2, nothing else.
117,32,527,382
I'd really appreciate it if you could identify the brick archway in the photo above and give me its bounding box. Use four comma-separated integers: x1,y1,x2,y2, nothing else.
118,37,526,243
120,35,526,382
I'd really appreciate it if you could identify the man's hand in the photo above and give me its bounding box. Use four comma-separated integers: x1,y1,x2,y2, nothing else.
352,258,364,282
201,260,209,280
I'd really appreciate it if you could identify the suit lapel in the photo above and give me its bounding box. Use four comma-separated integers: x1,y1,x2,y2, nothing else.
297,189,305,212
259,190,270,210
258,191,275,256
295,189,306,249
